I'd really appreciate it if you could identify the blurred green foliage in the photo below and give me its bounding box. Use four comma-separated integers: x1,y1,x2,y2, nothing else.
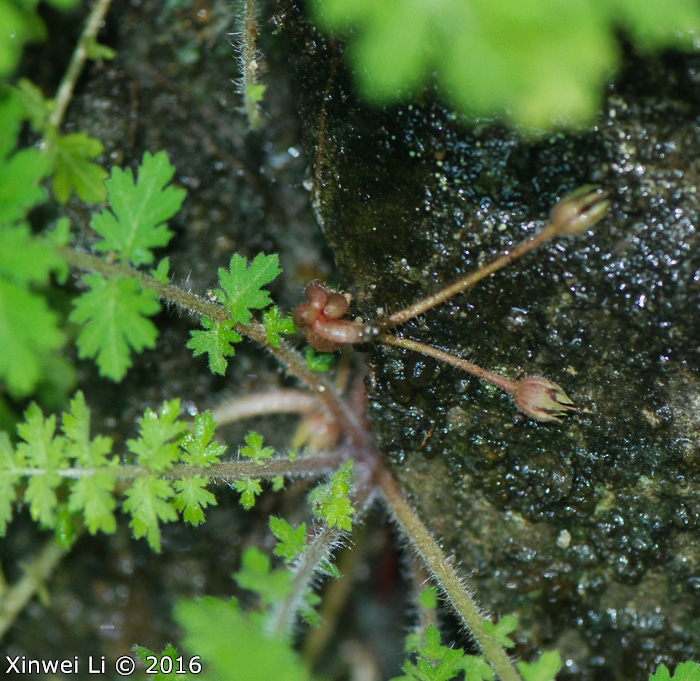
0,0,79,78
310,0,700,129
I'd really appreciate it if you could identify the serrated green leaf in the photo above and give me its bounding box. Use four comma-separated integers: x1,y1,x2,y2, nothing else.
172,475,216,526
0,270,64,398
299,590,322,627
395,624,493,681
84,36,115,61
0,85,25,158
123,476,177,552
483,614,518,648
239,431,274,465
304,345,334,372
69,274,161,381
15,79,49,131
54,502,79,548
309,460,355,531
517,650,562,681
246,83,266,103
91,151,185,266
68,469,118,535
0,146,50,223
15,404,67,527
269,516,307,564
0,223,64,285
317,557,341,579
311,0,700,130
650,662,700,681
186,315,241,375
421,624,447,660
134,644,186,681
233,477,262,510
179,411,226,467
151,257,170,283
234,546,293,606
24,470,62,527
47,216,72,248
176,598,314,681
262,305,295,347
0,3,45,80
16,403,66,469
51,131,108,204
418,586,438,610
216,252,281,325
61,391,114,467
127,399,187,472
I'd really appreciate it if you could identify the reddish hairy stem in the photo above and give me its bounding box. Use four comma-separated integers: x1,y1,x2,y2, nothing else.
382,225,558,329
379,333,516,395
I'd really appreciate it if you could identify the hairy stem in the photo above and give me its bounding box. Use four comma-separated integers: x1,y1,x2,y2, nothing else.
14,450,347,481
267,524,343,640
380,334,516,394
381,187,608,330
49,0,114,129
239,0,263,129
378,467,521,681
0,539,70,640
268,468,378,641
383,225,558,328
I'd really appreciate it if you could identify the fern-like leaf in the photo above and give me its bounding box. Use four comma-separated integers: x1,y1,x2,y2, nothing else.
69,274,161,381
123,476,177,553
215,253,281,325
91,150,185,266
186,316,241,375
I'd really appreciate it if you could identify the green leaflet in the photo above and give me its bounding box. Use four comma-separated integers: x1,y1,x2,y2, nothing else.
91,150,185,266
215,252,281,325
70,275,161,381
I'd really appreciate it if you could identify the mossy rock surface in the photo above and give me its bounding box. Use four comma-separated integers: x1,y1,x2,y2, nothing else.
289,14,700,678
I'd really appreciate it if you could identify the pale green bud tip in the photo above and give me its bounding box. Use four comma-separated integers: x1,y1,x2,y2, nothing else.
550,186,610,236
513,376,578,422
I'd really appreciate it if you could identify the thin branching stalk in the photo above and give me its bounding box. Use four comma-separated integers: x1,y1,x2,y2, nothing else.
49,0,114,129
0,539,71,640
377,467,522,681
301,526,367,666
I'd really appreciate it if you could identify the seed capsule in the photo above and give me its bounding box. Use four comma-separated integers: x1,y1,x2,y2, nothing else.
512,376,579,422
550,186,610,236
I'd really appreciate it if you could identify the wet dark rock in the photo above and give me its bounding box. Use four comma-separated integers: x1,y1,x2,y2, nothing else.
288,12,700,679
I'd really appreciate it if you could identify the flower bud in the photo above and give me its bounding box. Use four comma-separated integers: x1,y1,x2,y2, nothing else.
550,186,610,236
512,376,578,422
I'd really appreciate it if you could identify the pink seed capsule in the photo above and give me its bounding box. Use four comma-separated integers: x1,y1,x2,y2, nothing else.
512,376,578,422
